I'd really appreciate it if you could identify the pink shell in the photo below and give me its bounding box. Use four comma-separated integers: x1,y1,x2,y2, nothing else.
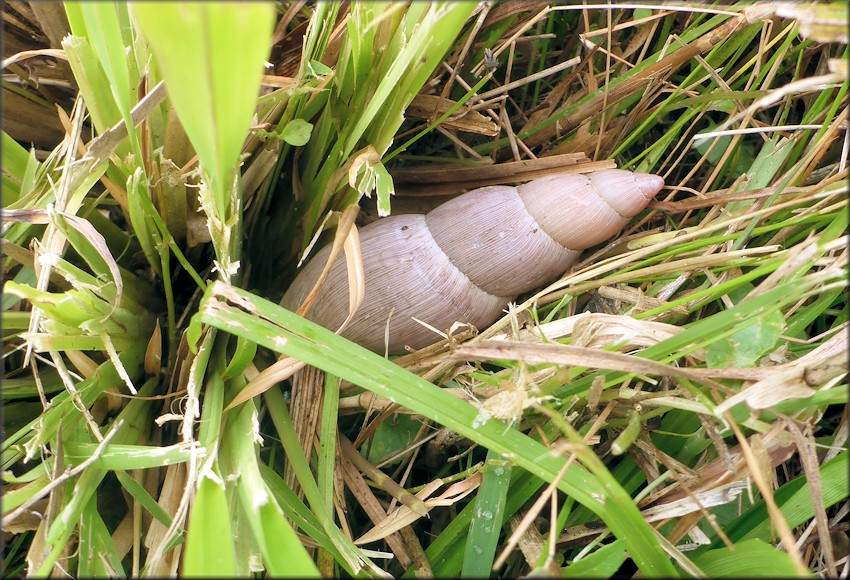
426,185,579,296
282,169,664,353
281,214,506,352
518,170,663,250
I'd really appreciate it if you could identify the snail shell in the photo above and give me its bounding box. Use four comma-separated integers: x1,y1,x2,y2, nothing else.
282,169,664,353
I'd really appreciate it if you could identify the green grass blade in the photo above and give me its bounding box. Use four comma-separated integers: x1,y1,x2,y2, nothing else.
721,451,848,545
183,474,237,578
260,463,352,569
264,387,377,575
563,538,627,578
318,374,341,518
131,2,275,281
77,3,134,118
692,538,810,577
197,282,679,577
60,35,123,136
220,403,320,577
5,344,146,461
78,493,126,577
36,379,156,575
2,131,39,204
461,450,512,577
114,471,173,529
2,473,50,513
130,3,275,205
62,442,194,471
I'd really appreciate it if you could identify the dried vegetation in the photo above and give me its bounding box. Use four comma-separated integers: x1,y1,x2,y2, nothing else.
2,2,848,577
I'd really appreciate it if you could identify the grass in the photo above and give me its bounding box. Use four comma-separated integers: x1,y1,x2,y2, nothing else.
2,2,848,578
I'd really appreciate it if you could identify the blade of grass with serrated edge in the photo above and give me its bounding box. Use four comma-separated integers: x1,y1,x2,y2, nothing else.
461,450,512,577
197,282,679,577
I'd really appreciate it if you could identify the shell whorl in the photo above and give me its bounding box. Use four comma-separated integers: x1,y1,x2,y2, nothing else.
281,169,664,353
284,213,506,352
425,185,579,296
518,169,663,250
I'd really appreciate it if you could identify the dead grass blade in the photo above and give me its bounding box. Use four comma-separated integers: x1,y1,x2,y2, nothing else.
355,473,482,546
392,153,615,196
406,94,499,136
725,421,809,576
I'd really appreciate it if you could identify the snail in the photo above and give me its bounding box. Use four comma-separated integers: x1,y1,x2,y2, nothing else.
282,169,664,353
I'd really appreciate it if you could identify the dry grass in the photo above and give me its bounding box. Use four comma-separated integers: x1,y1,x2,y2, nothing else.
3,2,847,577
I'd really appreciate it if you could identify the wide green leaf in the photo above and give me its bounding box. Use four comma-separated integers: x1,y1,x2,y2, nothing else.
692,539,810,577
131,2,275,206
183,474,237,577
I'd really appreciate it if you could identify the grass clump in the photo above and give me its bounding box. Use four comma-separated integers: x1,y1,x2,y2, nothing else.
2,2,847,577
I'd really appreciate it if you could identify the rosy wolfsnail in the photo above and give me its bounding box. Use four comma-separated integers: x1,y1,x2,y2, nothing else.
282,169,664,353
